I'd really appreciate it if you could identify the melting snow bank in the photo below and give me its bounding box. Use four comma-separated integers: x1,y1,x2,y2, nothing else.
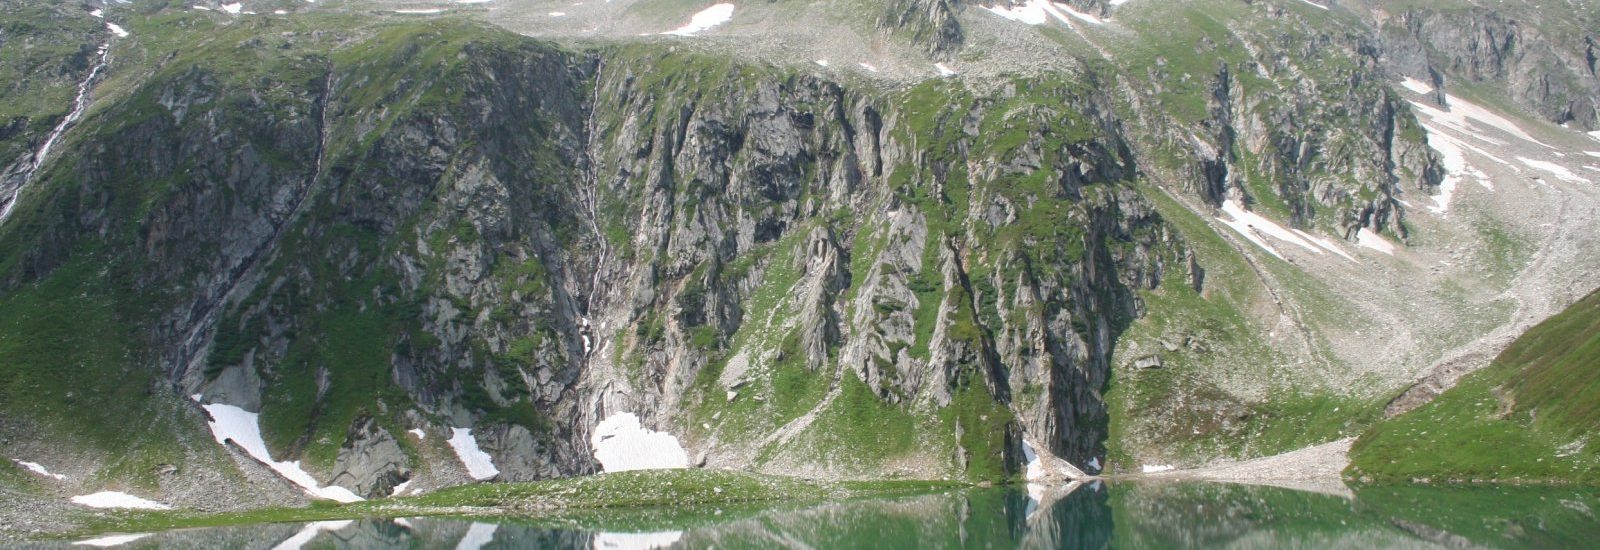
70,492,170,510
591,412,689,472
456,522,498,550
1216,199,1354,262
14,459,66,480
272,520,353,550
934,62,957,77
983,1,1103,26
663,3,734,36
1356,228,1396,255
1517,157,1591,184
200,403,364,503
1021,440,1044,480
1405,85,1548,148
73,533,152,547
593,531,683,550
447,428,500,480
395,8,446,14
105,23,129,37
1141,464,1175,473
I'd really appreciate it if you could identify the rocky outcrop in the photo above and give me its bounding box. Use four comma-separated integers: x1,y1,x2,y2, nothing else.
329,416,409,499
1383,8,1600,130
879,0,965,58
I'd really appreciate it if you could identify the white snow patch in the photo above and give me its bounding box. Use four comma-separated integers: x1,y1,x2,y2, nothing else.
1416,123,1492,214
272,520,353,550
275,10,289,14
390,479,413,496
193,5,212,10
201,403,364,503
1050,2,1103,24
1399,77,1433,95
1518,157,1591,183
591,412,689,472
1021,440,1044,481
593,531,684,550
456,522,498,550
105,23,129,38
662,3,734,36
1296,0,1328,10
934,62,957,77
394,8,446,14
1291,229,1358,261
457,0,494,3
447,428,500,480
814,59,829,67
982,0,1048,25
90,9,104,18
408,428,427,440
858,62,879,72
1088,456,1101,471
1408,94,1548,148
71,492,170,510
73,534,152,547
1217,199,1334,260
15,460,66,480
221,3,242,14
1141,464,1174,473
1584,151,1600,158
1356,228,1397,255
550,11,567,16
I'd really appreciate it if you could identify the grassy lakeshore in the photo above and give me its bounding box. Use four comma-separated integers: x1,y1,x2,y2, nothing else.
67,469,966,538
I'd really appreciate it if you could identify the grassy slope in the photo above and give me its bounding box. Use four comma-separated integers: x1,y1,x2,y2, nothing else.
1348,289,1600,484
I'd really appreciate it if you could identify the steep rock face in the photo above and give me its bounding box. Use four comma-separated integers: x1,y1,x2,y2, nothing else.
880,0,965,58
1155,19,1442,240
0,18,1193,492
328,416,408,498
1384,8,1600,130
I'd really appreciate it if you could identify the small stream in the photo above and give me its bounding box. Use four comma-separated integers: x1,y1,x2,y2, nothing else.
0,35,114,225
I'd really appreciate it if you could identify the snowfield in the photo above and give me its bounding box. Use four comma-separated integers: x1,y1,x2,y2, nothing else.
663,4,734,36
200,403,364,503
14,459,65,480
591,412,689,472
447,428,501,480
70,492,170,510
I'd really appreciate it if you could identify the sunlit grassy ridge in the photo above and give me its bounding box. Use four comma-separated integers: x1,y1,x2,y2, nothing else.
1349,289,1600,484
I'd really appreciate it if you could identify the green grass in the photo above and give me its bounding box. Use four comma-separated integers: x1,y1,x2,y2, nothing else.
1348,289,1600,484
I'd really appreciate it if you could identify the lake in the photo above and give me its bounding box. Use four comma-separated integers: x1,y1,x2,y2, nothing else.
51,481,1600,549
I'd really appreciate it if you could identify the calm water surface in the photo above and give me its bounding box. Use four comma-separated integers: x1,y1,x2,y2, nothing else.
51,482,1600,549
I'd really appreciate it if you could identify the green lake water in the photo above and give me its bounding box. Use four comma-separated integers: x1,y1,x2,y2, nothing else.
53,481,1600,549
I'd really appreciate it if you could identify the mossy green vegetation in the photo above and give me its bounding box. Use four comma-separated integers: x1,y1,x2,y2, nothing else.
1349,288,1600,484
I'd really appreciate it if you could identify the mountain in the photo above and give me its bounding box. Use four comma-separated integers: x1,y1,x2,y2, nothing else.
1,0,1598,525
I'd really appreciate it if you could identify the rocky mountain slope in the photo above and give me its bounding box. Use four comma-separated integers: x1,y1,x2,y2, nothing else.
2,0,1599,525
